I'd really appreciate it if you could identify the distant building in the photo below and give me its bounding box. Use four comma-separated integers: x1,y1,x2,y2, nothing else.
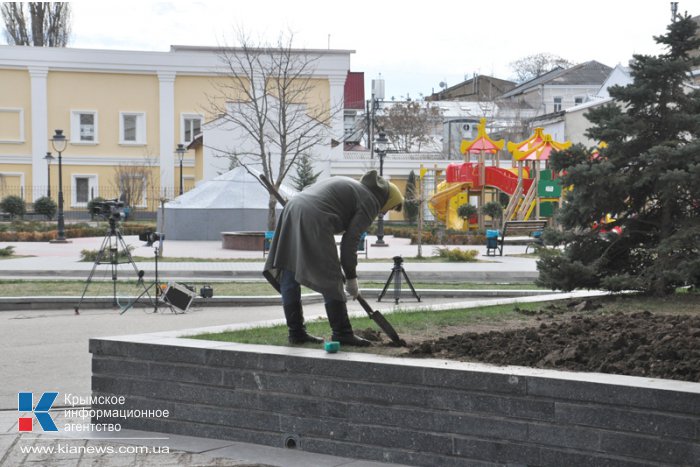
529,64,632,146
498,60,613,116
0,44,351,208
425,74,516,102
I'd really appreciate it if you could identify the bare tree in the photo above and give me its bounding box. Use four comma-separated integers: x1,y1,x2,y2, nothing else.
1,2,71,46
110,158,157,214
508,53,573,83
207,29,340,229
376,101,442,152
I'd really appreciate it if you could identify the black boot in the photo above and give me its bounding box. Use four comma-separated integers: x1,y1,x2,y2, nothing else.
283,303,323,345
325,301,371,347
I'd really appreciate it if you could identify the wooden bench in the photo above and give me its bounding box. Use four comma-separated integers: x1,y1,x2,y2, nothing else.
488,220,548,256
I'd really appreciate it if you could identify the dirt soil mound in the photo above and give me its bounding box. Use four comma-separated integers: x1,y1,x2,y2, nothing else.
409,311,700,382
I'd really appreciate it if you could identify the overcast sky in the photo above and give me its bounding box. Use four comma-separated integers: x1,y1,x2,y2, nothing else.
14,0,699,99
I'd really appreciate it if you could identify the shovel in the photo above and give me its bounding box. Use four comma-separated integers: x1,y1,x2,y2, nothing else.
356,295,407,347
258,174,407,347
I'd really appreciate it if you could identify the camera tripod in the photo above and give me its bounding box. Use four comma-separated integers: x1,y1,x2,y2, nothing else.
118,244,179,314
75,217,152,314
377,256,421,304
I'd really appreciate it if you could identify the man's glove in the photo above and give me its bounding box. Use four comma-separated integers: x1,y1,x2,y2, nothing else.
345,278,359,298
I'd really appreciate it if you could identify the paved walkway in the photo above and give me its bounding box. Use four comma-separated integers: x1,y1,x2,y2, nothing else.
0,234,543,466
0,234,538,282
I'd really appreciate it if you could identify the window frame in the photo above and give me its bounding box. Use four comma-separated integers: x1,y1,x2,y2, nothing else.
71,174,98,207
553,97,563,112
180,113,203,145
119,111,147,145
70,110,99,144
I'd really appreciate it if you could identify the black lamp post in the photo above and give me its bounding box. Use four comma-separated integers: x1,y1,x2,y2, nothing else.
176,144,186,196
50,129,69,243
373,131,389,247
43,152,55,198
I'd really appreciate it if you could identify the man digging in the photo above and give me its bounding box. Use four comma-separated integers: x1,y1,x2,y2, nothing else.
263,170,403,346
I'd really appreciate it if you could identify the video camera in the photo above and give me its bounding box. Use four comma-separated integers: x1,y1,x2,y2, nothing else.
139,231,165,247
91,199,126,221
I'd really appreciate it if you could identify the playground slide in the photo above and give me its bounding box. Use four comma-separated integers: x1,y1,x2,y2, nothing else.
483,166,533,195
428,181,471,230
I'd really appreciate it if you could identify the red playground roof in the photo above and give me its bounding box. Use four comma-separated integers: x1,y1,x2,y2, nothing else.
461,118,504,154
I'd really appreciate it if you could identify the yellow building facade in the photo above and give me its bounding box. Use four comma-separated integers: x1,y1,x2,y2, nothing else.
0,45,351,212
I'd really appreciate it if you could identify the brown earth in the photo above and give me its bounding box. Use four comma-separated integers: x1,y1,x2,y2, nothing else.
356,296,700,383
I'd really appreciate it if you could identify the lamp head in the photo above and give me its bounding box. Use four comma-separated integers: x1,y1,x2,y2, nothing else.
51,129,67,153
375,131,388,153
44,152,55,163
175,143,186,161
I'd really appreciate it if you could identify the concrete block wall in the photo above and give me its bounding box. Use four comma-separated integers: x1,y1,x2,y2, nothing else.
90,336,700,466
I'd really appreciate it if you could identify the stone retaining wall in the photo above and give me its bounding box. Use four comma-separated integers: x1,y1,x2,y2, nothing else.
90,334,700,466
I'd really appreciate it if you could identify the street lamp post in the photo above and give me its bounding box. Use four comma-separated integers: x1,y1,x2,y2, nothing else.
43,152,55,198
373,131,389,247
176,144,186,196
50,129,69,243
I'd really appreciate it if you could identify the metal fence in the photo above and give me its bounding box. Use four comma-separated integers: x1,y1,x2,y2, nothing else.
0,185,193,221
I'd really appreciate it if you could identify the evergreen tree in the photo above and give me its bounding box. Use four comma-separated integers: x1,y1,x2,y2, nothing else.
289,154,321,191
538,15,700,296
403,170,419,223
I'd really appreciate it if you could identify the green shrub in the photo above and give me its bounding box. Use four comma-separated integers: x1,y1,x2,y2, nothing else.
33,196,57,220
481,201,503,228
0,195,26,219
456,203,477,221
434,247,479,262
0,246,15,256
87,197,105,220
80,245,134,262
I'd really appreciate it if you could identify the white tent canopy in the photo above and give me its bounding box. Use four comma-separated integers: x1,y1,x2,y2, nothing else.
160,167,296,240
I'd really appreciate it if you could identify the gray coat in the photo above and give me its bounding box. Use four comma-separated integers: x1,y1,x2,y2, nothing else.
263,172,389,302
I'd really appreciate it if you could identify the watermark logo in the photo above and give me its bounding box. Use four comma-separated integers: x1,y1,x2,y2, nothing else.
18,392,58,432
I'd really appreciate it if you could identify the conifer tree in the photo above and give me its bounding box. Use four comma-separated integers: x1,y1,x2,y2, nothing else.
538,15,700,296
289,154,321,191
403,170,419,223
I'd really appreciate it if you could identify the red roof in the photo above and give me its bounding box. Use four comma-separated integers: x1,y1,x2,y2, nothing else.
344,71,365,110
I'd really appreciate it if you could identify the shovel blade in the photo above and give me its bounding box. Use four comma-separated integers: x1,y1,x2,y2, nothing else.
356,296,406,346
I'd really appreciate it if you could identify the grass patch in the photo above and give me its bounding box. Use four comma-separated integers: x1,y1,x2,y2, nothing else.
0,280,544,297
190,302,541,347
189,292,699,350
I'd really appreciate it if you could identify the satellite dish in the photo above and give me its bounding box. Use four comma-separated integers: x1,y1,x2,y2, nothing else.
439,81,447,89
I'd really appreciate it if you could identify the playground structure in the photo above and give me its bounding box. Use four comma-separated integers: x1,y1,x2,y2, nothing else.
429,118,571,230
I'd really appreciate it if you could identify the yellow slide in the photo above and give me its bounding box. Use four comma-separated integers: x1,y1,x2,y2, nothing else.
429,182,471,230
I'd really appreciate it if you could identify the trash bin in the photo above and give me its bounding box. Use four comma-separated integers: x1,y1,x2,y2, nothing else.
486,229,499,250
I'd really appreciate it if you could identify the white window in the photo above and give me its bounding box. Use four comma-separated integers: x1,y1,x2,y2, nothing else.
119,112,146,145
181,114,202,144
553,97,562,112
70,110,98,143
71,175,98,207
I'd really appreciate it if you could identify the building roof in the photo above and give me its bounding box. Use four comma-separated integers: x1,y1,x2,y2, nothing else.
500,61,612,99
426,74,516,102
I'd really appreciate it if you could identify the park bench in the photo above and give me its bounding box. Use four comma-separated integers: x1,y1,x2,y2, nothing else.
487,220,548,256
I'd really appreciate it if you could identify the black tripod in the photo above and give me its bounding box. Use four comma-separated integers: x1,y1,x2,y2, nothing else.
75,217,150,314
119,244,176,314
377,256,421,304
